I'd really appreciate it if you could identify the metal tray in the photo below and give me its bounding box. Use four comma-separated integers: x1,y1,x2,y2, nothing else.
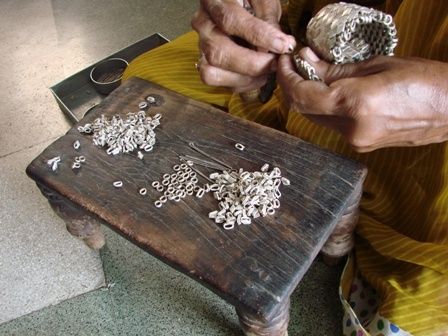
50,33,169,123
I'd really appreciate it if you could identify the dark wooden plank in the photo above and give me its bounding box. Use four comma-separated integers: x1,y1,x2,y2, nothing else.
27,77,366,319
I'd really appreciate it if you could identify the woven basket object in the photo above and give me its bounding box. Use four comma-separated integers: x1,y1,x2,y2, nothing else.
295,2,398,80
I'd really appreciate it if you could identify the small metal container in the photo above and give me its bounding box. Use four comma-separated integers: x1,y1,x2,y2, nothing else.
50,33,169,123
89,58,128,95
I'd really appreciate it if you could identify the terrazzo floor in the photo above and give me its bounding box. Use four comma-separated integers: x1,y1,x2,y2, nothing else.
0,225,343,335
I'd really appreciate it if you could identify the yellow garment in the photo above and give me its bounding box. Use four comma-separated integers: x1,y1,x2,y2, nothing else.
123,1,448,334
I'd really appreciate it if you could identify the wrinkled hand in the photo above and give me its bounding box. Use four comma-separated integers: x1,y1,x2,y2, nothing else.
191,0,296,92
277,48,448,152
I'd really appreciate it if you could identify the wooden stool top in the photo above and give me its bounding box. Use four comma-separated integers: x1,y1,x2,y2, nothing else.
27,77,366,320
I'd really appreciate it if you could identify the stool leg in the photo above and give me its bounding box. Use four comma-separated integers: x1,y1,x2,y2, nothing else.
321,184,363,265
236,299,290,336
36,183,105,250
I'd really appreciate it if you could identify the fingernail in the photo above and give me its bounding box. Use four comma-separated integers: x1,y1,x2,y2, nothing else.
304,47,319,62
272,38,287,54
287,44,294,54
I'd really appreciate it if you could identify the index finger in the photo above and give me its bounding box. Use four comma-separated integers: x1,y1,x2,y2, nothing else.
202,0,295,54
277,55,344,116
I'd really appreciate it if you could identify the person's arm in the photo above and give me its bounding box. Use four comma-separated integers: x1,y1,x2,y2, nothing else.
191,0,296,92
277,47,448,152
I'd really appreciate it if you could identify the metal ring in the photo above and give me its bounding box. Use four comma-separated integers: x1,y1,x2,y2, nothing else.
223,222,235,230
273,199,280,208
138,102,148,109
113,181,123,188
72,162,81,169
146,95,156,103
196,188,205,198
281,177,290,186
235,143,245,151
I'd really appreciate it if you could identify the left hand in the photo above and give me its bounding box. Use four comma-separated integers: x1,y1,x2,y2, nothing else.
191,0,295,92
277,47,448,152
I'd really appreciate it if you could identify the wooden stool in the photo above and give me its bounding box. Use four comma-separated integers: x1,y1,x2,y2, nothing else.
27,78,366,335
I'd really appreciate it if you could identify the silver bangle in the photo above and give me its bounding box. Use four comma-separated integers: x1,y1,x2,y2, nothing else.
296,2,398,80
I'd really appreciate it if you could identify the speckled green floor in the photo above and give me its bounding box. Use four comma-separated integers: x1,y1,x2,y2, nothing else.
0,227,343,336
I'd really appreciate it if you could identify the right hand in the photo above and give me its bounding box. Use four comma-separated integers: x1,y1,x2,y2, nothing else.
191,0,296,92
277,47,448,153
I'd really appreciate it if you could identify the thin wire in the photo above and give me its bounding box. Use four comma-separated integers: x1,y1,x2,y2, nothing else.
179,157,213,183
179,154,227,171
188,142,233,170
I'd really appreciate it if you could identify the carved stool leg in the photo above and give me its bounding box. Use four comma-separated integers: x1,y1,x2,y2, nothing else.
321,184,363,265
236,299,290,336
36,183,105,250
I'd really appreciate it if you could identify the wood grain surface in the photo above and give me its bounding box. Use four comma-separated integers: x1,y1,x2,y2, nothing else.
27,77,366,320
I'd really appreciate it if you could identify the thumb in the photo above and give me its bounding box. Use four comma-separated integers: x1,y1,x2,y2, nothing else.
298,47,389,84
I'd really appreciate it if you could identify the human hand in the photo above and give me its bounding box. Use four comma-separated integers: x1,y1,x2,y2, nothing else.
277,48,448,152
191,0,296,92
